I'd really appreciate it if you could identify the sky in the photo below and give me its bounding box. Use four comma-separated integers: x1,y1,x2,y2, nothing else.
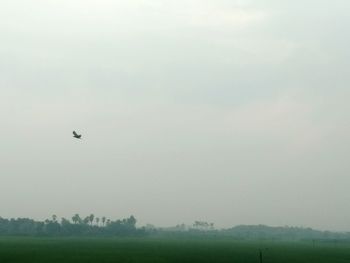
1,0,350,231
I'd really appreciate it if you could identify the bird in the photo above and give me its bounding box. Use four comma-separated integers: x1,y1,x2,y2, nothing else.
73,131,82,139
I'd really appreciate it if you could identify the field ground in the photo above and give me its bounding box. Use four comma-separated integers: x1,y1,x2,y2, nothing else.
0,237,350,263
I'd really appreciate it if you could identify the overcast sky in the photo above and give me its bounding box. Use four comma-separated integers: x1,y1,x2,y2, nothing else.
1,0,350,231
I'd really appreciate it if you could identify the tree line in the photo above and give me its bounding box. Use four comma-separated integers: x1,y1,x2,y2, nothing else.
0,214,145,236
1,215,349,241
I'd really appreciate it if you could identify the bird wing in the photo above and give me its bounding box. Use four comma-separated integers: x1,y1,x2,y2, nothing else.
73,131,78,136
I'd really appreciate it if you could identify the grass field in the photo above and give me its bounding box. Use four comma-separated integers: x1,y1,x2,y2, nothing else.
0,237,350,263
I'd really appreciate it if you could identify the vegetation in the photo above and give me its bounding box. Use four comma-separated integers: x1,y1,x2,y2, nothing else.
0,215,143,236
1,216,350,262
221,225,350,241
158,224,350,242
0,237,350,263
0,215,349,243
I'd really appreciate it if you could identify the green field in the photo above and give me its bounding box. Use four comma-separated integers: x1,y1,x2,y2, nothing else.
0,237,350,263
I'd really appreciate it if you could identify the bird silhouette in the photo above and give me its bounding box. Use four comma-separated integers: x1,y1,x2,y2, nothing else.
73,131,82,139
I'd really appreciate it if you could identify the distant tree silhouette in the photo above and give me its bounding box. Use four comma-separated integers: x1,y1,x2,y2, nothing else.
0,215,145,237
0,215,345,240
83,216,90,225
45,218,60,235
192,221,213,231
127,215,136,226
106,216,137,236
89,214,94,226
61,218,70,227
72,214,81,224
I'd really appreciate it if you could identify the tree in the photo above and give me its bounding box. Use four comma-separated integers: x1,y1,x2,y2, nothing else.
127,215,136,227
193,221,211,231
72,214,81,224
106,216,138,236
102,217,106,226
61,218,70,225
45,218,60,235
83,216,90,225
0,215,146,237
89,214,94,226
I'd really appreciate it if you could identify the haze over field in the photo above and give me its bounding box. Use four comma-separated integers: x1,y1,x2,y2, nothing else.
1,0,349,231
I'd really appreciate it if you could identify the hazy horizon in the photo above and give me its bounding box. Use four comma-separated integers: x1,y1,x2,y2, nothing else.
1,0,350,232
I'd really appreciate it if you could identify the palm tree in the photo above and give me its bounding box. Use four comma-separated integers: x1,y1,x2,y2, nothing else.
102,216,106,226
72,214,81,224
89,214,94,226
83,216,90,225
95,217,100,226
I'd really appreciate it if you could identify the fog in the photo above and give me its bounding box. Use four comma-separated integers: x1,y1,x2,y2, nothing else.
1,0,350,231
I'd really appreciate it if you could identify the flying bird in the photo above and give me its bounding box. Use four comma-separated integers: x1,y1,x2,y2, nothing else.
73,131,82,139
